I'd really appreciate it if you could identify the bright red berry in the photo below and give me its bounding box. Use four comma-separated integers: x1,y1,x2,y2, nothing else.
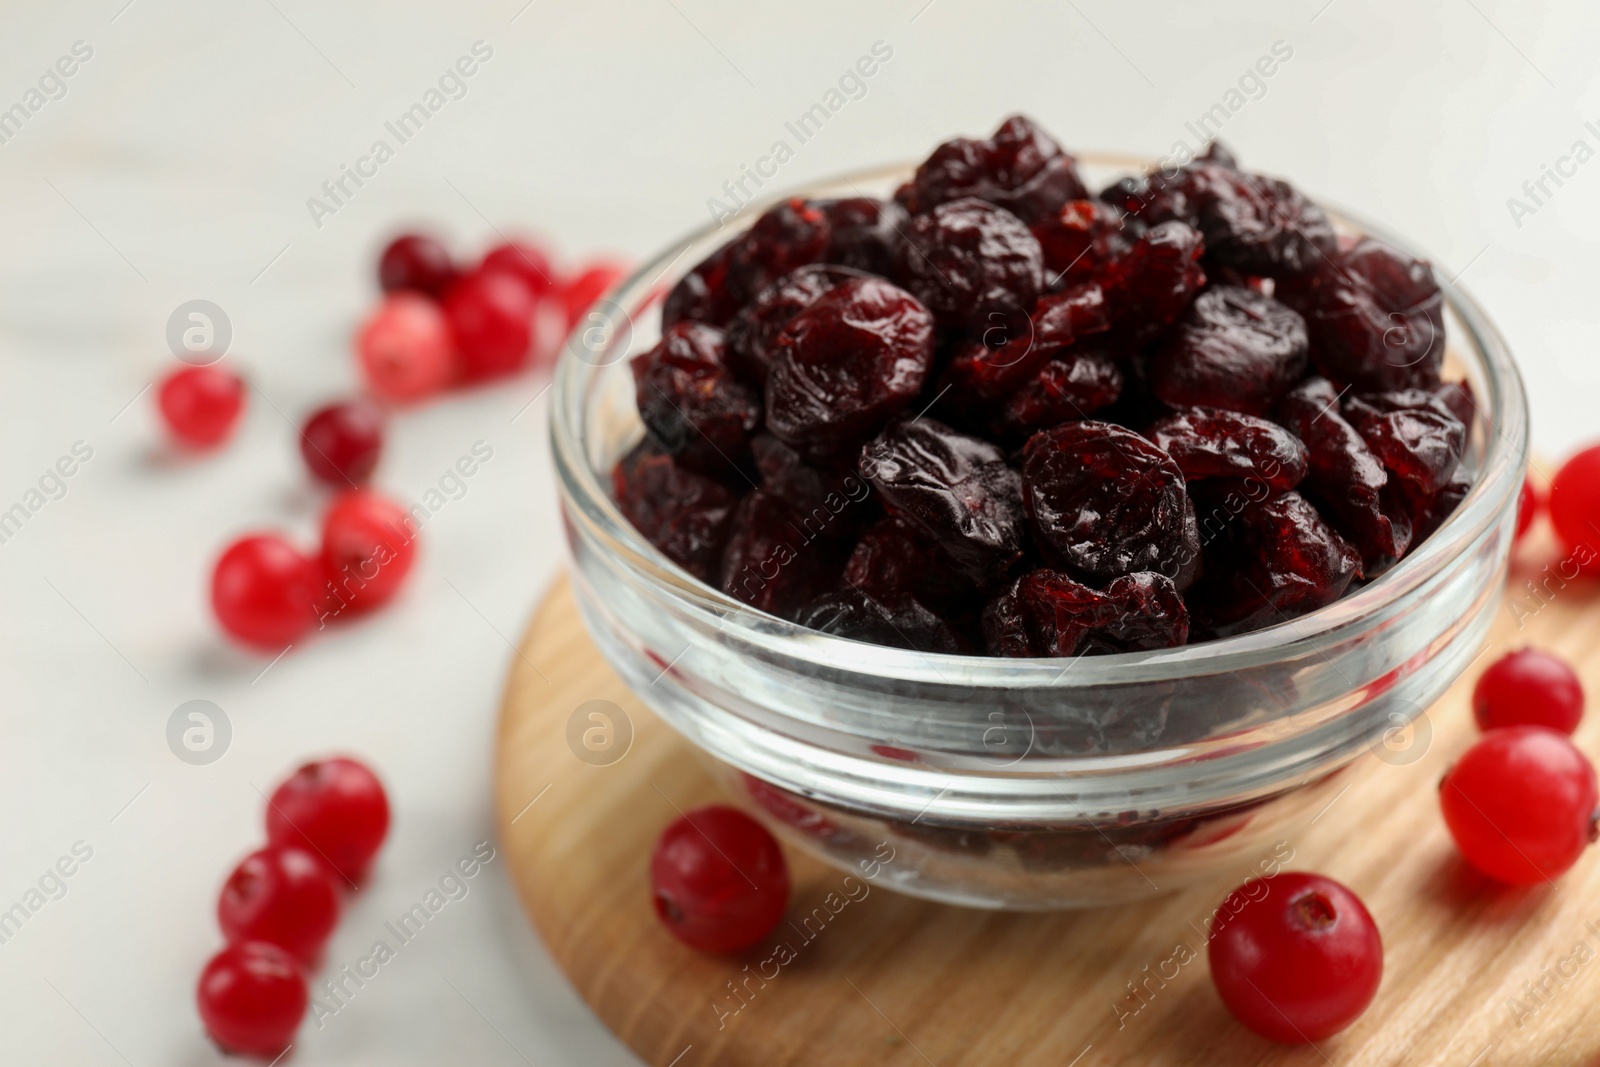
196,941,308,1055
319,489,416,617
212,535,319,649
561,261,628,330
1441,726,1598,885
266,757,391,884
218,846,340,963
158,365,245,448
1515,478,1541,543
480,239,556,301
357,293,454,403
444,270,534,381
650,804,789,953
1474,648,1584,734
1208,872,1383,1044
1550,445,1600,568
378,233,456,297
300,400,384,486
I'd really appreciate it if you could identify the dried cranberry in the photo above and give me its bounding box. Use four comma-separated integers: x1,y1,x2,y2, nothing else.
982,569,1188,656
1277,237,1445,391
631,322,760,477
720,491,843,620
1146,408,1308,491
724,198,831,305
1400,465,1471,545
1102,221,1206,339
751,432,861,511
900,115,1089,225
994,346,1125,444
765,276,936,461
1341,389,1466,494
1149,286,1308,417
725,265,857,385
1100,571,1190,651
943,284,1111,403
817,197,906,275
898,197,1043,332
1021,421,1192,588
842,516,969,612
1190,491,1361,638
1434,379,1477,429
613,441,739,582
1032,199,1127,285
1278,378,1412,575
663,239,740,329
797,585,964,653
860,418,1025,588
1143,162,1337,277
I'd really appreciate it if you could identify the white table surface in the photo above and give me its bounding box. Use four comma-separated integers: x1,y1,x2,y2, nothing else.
0,0,1593,1062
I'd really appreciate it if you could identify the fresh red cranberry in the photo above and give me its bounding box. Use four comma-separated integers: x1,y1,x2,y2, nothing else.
158,365,245,448
357,293,454,402
218,846,340,963
650,804,789,953
1208,872,1382,1043
378,233,456,297
266,757,390,884
480,239,556,301
1515,478,1540,542
1549,445,1600,568
561,261,628,330
299,400,383,486
1473,648,1584,734
196,941,308,1055
212,535,320,649
444,269,534,381
1441,726,1598,885
320,489,416,617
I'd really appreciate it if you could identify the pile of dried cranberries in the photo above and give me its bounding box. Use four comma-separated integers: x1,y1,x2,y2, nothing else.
613,115,1471,655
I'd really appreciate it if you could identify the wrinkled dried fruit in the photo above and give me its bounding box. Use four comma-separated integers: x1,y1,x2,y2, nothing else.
899,197,1044,331
842,516,970,612
663,239,739,329
861,419,1025,587
720,491,843,619
1147,408,1308,490
900,114,1089,224
994,346,1125,443
818,197,906,276
1278,378,1412,575
1022,421,1193,588
943,284,1111,405
1143,162,1337,277
1341,389,1467,494
631,322,761,477
613,441,739,582
766,276,936,460
1033,199,1128,285
725,198,832,306
1400,465,1472,545
1100,571,1191,651
1149,286,1308,417
982,569,1188,657
1103,221,1207,340
725,265,860,385
751,432,859,511
1277,237,1444,391
797,585,964,653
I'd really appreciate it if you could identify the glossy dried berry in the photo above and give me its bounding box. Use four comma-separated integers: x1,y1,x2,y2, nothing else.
1022,421,1192,587
842,516,969,612
817,197,906,275
751,432,860,511
1146,408,1308,491
983,569,1188,657
900,114,1089,225
994,347,1124,444
725,198,832,306
1103,221,1206,339
1341,389,1466,494
797,585,964,653
1149,286,1309,417
1278,237,1445,391
1032,199,1127,285
1278,377,1412,575
765,276,936,461
663,239,740,329
1100,571,1191,651
1190,491,1361,638
861,418,1025,587
898,197,1044,331
631,322,760,477
943,284,1111,403
725,265,858,385
613,441,739,582
1143,161,1337,276
1398,465,1471,545
719,490,844,619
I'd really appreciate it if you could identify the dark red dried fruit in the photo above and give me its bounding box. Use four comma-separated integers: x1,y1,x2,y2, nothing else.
726,198,832,306
1190,491,1361,638
797,585,964,653
1400,465,1472,545
898,197,1044,331
1033,199,1127,285
1434,379,1477,430
631,322,760,478
842,516,969,612
725,265,860,385
900,114,1089,225
765,276,936,461
613,441,739,582
1149,286,1309,417
817,197,906,276
1142,162,1337,277
1277,237,1444,391
994,346,1125,444
1277,377,1412,575
860,419,1025,587
751,432,862,511
1146,408,1308,491
1103,222,1207,340
1341,389,1467,494
943,284,1111,403
719,491,844,620
1021,421,1192,588
982,569,1188,657
663,239,739,329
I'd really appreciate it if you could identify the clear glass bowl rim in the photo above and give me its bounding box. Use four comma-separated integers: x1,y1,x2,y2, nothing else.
551,155,1528,690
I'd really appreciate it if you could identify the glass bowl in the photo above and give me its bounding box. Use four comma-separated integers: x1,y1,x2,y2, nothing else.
549,158,1527,910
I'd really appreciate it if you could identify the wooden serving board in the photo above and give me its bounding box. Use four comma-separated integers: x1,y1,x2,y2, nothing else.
494,522,1600,1067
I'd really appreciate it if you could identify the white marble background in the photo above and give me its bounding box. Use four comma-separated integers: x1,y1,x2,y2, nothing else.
0,0,1594,1063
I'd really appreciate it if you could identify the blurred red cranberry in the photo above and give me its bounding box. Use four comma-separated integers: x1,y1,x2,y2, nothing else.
218,846,340,963
158,365,245,448
212,534,319,649
561,261,628,331
444,270,535,381
480,239,556,302
357,293,454,402
299,400,383,486
378,233,456,297
197,941,307,1055
266,757,391,884
320,489,416,617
